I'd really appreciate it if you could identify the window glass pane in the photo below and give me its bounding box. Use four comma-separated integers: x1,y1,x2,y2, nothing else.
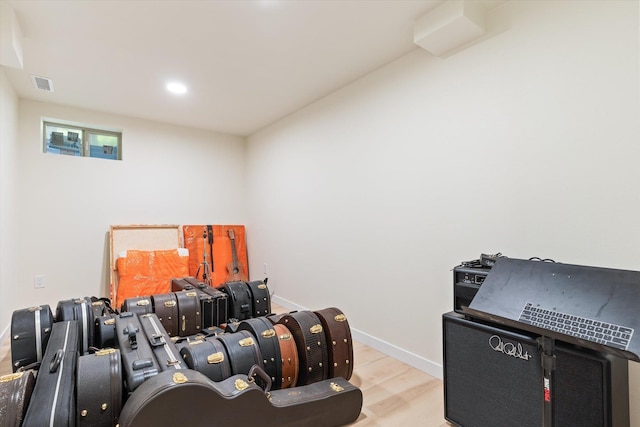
44,123,83,156
88,132,119,159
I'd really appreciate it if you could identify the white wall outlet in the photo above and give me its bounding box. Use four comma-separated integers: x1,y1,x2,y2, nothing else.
263,262,268,275
34,275,45,288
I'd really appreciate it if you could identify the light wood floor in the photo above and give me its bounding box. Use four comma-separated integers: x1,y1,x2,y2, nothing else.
0,304,450,426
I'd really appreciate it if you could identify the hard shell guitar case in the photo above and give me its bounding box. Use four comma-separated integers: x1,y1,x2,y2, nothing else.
246,279,272,317
10,305,54,372
138,313,187,371
115,312,160,393
94,313,117,349
278,311,329,386
56,297,94,354
179,338,232,382
22,320,79,427
314,307,354,380
174,290,202,336
117,367,362,427
273,323,299,389
0,370,36,427
216,330,263,377
120,296,153,317
179,276,229,327
76,348,123,427
221,281,253,321
237,317,282,389
150,293,179,337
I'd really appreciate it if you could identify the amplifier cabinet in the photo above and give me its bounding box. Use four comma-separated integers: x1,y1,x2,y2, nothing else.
443,311,629,427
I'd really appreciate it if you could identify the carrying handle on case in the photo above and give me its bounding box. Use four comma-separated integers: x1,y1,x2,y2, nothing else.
49,349,64,373
124,323,138,349
248,364,272,394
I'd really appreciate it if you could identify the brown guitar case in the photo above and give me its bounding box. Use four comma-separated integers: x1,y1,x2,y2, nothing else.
174,290,202,336
173,277,229,328
274,323,299,389
117,368,362,427
151,293,179,336
278,311,329,386
0,370,36,427
76,348,123,427
313,307,354,380
183,225,249,288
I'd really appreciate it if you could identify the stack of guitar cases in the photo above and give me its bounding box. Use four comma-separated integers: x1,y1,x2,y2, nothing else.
1,284,362,427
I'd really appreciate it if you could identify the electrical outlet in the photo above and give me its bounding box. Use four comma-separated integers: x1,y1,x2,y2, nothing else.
263,263,268,275
34,275,45,289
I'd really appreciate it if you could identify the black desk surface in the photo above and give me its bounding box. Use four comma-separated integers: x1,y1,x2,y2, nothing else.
464,257,640,362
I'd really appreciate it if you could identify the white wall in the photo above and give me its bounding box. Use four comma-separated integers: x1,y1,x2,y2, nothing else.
0,68,20,337
246,0,640,424
4,100,246,324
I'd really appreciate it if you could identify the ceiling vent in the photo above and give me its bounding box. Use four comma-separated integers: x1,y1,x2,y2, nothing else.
31,75,54,92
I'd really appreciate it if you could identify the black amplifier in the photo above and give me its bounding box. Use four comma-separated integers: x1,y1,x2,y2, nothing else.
453,265,491,313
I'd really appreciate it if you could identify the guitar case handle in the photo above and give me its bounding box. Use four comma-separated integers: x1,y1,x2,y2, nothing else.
49,349,64,373
248,364,272,394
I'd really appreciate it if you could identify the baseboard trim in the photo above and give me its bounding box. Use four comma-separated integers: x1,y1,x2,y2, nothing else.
271,295,443,380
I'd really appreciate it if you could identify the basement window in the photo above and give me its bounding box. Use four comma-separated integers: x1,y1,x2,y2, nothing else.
43,120,122,160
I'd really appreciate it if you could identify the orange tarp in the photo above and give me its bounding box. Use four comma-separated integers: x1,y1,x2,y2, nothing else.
114,249,189,308
183,225,248,288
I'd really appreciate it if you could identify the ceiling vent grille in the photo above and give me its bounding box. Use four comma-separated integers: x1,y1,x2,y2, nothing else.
31,75,54,92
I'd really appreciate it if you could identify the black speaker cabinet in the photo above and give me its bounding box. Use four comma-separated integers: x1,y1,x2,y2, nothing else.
443,312,629,427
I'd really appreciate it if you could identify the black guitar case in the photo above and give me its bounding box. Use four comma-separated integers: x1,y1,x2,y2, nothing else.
237,317,282,389
117,367,362,427
220,281,252,321
56,297,94,354
246,279,272,317
10,305,54,372
179,338,232,382
22,320,79,427
76,348,123,427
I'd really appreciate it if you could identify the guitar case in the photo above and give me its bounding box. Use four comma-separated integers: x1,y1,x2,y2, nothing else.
151,293,179,336
273,323,299,389
179,338,232,382
173,277,229,328
22,321,79,427
120,296,153,317
138,313,187,371
246,279,272,317
174,290,202,336
56,297,94,354
221,281,253,321
10,305,54,372
115,312,160,393
314,307,354,381
94,313,117,349
76,348,123,427
117,368,363,427
0,370,36,427
278,311,329,386
237,317,282,389
216,331,263,377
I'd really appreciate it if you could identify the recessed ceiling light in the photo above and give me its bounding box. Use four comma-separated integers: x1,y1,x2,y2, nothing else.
166,82,187,95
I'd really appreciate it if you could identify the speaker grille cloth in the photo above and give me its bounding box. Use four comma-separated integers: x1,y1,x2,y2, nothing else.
444,318,542,427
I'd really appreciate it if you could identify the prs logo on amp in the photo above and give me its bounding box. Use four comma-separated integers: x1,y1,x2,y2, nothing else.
488,335,532,361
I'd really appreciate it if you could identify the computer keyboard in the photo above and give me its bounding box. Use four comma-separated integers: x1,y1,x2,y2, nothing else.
518,302,634,351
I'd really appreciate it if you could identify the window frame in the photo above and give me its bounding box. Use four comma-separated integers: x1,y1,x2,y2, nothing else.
42,118,123,160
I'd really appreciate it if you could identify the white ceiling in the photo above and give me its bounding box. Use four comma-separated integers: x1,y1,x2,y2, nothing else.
3,0,498,136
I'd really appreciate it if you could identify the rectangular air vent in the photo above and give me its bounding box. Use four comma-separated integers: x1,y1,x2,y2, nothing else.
31,75,54,92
